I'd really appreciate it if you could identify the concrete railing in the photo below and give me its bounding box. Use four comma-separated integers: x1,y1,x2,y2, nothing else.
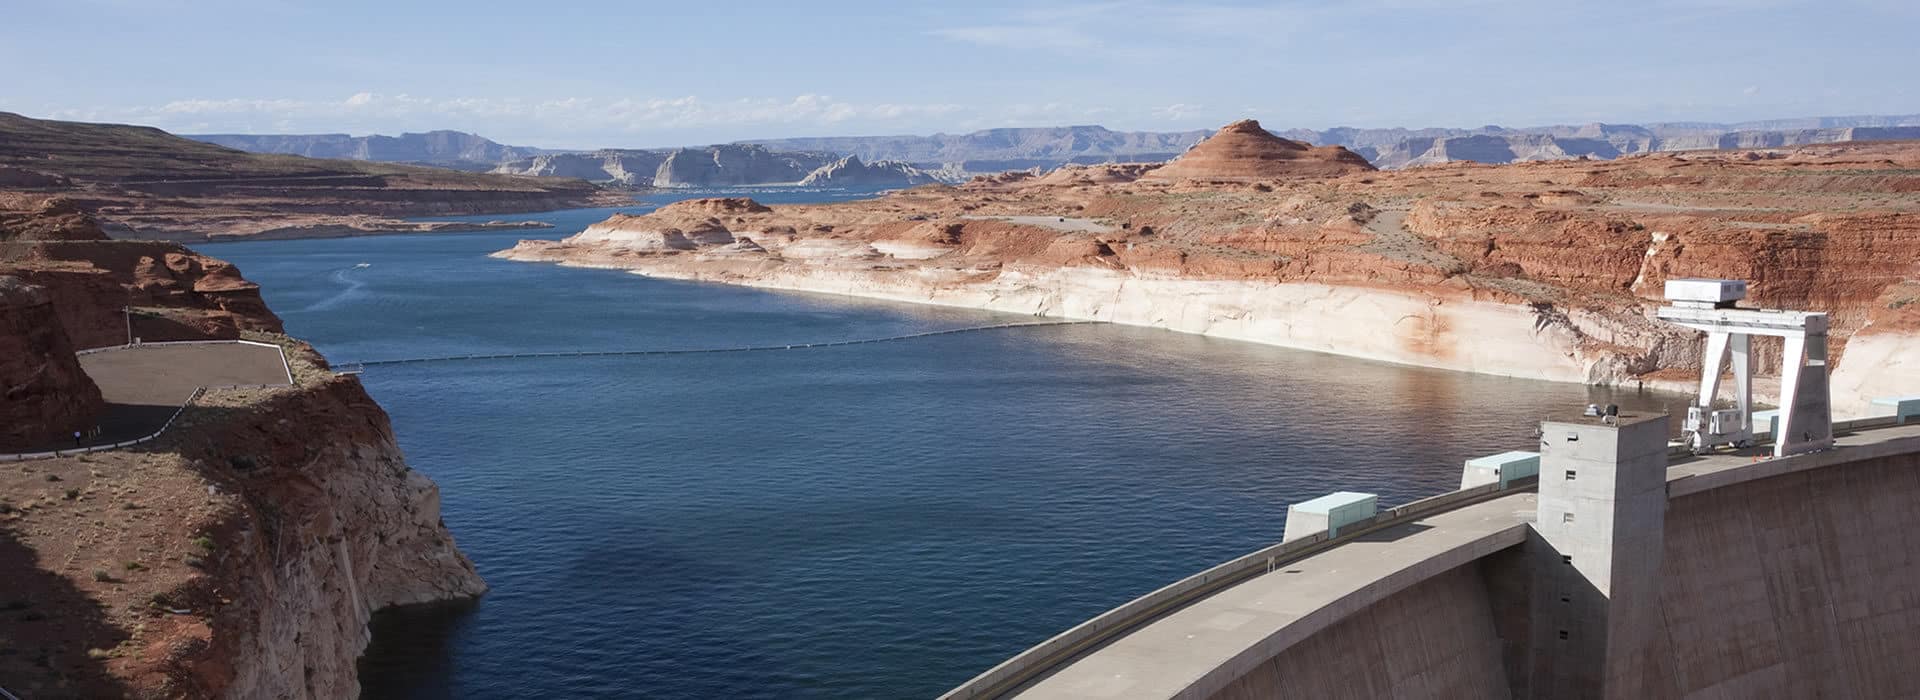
939,474,1539,700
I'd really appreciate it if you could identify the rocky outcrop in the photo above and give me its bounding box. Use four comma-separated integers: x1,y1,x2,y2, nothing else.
495,138,1920,415
1026,163,1162,187
0,217,481,696
1140,120,1375,181
797,155,942,187
492,150,669,185
496,145,844,188
162,361,485,698
652,144,835,187
0,275,103,450
1,193,282,347
0,194,111,241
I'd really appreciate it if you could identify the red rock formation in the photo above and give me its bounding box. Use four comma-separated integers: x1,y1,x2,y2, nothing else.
0,275,104,450
0,225,480,698
496,139,1920,400
1028,163,1163,187
1141,119,1376,181
1,195,283,348
0,194,110,241
657,197,774,216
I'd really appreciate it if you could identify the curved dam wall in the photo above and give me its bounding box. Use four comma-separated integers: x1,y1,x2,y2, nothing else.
1644,451,1920,698
1210,558,1520,699
1200,442,1920,699
968,421,1920,700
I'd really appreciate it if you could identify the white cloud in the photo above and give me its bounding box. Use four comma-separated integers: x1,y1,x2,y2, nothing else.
1154,103,1205,121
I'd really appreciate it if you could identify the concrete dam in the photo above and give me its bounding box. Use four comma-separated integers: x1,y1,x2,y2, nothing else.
943,280,1920,699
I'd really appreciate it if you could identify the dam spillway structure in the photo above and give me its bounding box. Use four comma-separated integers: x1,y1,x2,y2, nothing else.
947,279,1920,700
1655,278,1833,457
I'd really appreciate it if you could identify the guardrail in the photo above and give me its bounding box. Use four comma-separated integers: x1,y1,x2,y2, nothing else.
939,474,1538,700
2,340,296,463
0,388,203,463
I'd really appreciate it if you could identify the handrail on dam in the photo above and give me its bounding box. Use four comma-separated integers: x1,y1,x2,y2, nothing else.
939,474,1539,700
345,321,1099,368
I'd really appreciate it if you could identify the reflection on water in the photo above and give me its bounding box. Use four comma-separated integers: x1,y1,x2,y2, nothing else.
201,206,1689,699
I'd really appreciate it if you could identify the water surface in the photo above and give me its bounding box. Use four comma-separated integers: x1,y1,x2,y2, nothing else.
201,192,1685,699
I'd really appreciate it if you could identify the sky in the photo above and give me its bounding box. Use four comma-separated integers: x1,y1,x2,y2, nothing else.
2,0,1916,149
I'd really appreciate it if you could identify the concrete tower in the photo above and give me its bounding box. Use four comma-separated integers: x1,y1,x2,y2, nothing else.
1527,410,1670,699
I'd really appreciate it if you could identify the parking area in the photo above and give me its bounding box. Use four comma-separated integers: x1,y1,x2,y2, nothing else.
8,341,293,455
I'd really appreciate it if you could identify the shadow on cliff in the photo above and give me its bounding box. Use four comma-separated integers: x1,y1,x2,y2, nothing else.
0,526,134,698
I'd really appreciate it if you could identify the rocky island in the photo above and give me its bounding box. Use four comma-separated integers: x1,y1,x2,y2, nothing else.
497,119,1920,415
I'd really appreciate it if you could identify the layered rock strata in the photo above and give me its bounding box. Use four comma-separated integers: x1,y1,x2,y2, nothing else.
0,195,483,698
497,128,1920,416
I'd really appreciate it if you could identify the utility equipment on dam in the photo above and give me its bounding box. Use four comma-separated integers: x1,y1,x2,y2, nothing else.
1656,278,1833,457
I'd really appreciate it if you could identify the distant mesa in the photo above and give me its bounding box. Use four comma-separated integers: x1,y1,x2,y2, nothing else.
797,155,942,187
1140,119,1376,181
187,130,546,172
492,145,840,188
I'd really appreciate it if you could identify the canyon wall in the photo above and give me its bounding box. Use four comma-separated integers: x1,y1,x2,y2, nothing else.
0,275,103,450
499,135,1920,415
1,196,483,697
165,354,487,698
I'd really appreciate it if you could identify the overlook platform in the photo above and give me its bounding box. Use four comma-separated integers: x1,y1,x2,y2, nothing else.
6,341,292,457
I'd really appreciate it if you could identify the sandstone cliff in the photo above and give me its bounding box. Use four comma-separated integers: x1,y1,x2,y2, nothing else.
0,199,483,698
796,155,942,187
492,150,669,186
652,144,835,187
2,194,284,347
0,275,104,450
495,131,1920,416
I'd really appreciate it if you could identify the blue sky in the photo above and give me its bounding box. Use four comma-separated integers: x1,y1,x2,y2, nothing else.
3,0,1915,148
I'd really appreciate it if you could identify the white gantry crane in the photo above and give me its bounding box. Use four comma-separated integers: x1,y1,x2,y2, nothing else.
1655,278,1833,457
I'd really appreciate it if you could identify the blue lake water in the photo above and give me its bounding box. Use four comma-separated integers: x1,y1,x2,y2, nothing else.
199,189,1687,699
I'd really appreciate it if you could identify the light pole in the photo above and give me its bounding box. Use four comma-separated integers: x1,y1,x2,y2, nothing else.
124,306,133,346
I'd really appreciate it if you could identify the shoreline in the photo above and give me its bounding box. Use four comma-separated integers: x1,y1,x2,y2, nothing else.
492,247,1747,403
